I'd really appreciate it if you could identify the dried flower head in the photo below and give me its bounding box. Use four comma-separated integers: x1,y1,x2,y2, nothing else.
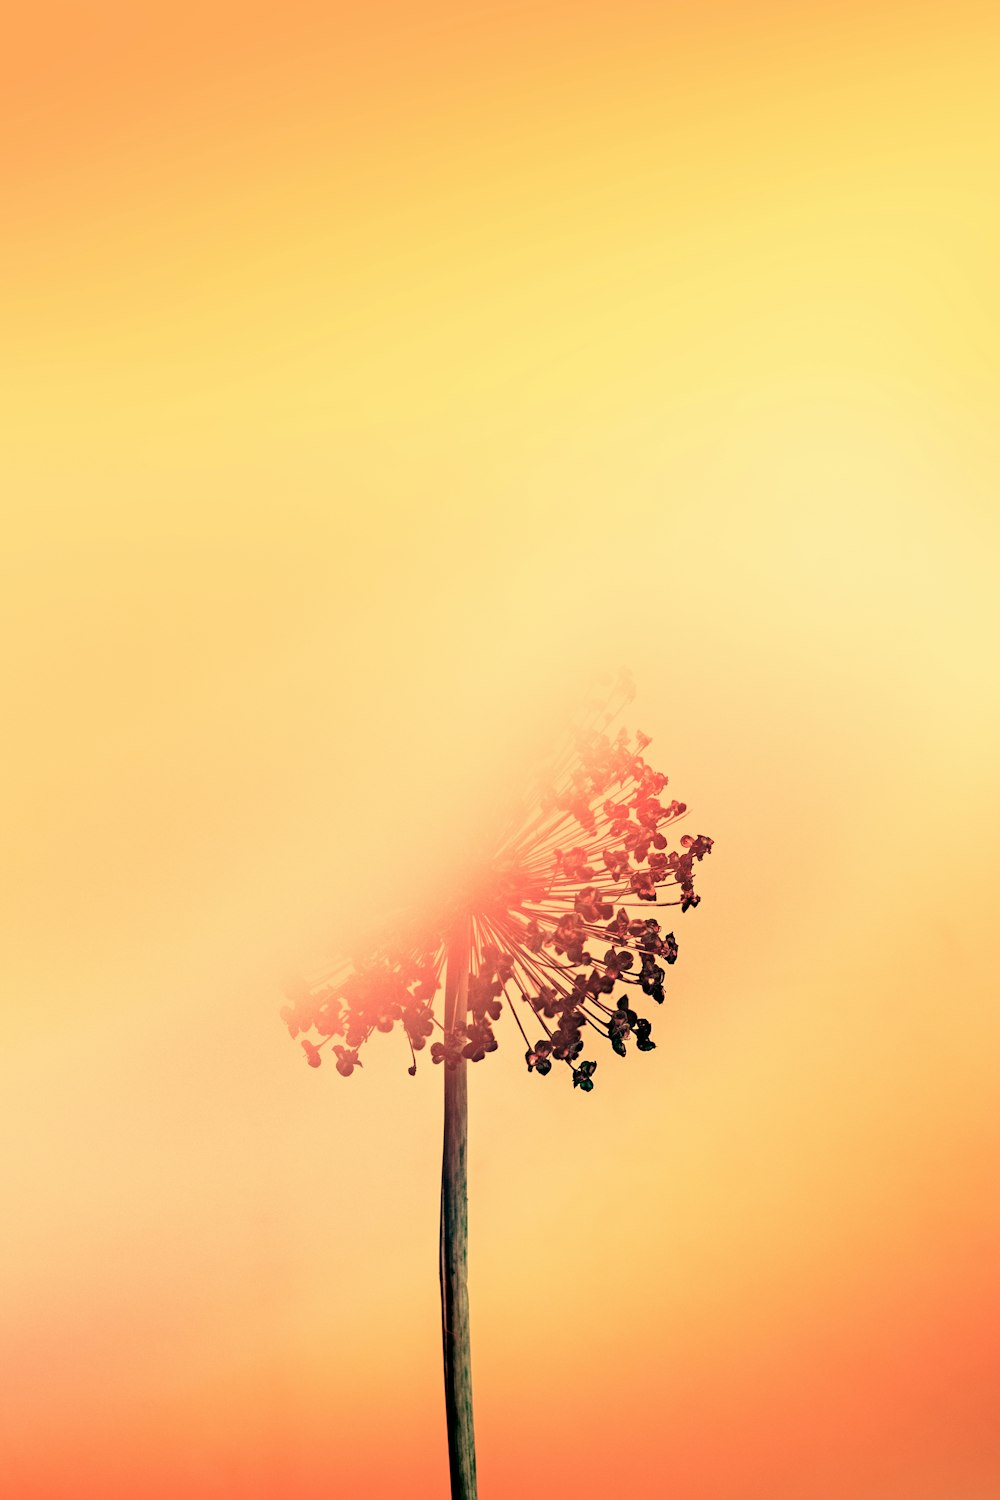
280,675,713,1093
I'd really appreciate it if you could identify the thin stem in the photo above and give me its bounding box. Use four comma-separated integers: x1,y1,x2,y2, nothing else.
440,918,477,1500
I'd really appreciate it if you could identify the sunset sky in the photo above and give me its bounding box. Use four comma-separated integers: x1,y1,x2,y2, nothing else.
2,3,999,1497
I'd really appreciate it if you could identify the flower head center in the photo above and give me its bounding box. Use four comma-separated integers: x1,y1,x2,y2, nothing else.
452,857,539,922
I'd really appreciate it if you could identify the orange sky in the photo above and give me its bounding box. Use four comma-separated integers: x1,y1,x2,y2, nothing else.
2,3,999,1497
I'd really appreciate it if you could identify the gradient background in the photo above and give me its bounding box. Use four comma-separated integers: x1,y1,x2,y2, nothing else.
3,3,999,1497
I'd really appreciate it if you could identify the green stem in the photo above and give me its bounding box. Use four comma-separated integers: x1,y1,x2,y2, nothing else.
440,918,478,1500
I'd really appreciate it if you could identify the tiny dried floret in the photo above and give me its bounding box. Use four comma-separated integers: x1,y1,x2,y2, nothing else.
572,1060,598,1092
525,1040,554,1076
333,1045,361,1077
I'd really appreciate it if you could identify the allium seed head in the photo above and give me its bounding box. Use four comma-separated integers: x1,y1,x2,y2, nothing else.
282,675,713,1092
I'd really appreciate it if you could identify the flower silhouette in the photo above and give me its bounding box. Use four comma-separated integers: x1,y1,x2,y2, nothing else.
278,673,713,1500
280,678,713,1094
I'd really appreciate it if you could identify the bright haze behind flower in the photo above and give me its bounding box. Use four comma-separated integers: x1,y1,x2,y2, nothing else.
280,670,713,1091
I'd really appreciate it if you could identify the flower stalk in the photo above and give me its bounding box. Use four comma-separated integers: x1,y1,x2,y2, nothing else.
440,917,477,1499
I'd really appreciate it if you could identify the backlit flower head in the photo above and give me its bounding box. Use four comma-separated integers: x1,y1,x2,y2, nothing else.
280,674,713,1092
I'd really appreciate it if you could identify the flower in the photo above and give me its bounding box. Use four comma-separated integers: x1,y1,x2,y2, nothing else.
462,1018,499,1063
634,1016,656,1052
525,1039,554,1075
281,674,712,1091
333,1045,362,1076
572,1059,598,1091
607,1002,639,1057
